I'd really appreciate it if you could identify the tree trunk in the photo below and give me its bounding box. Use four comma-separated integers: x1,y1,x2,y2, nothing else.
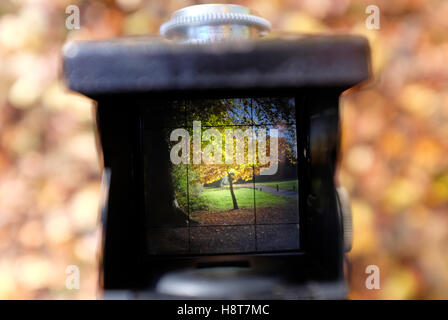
228,173,239,210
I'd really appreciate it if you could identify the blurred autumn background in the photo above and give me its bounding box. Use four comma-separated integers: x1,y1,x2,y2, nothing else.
0,0,447,299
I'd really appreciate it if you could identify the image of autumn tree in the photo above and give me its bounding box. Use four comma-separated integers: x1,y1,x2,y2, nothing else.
184,97,296,211
192,161,254,210
189,98,254,211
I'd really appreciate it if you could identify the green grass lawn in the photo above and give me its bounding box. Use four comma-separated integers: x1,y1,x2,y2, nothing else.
199,187,295,211
256,179,298,191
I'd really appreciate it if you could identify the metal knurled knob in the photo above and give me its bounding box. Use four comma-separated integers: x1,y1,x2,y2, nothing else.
159,4,271,43
337,187,353,253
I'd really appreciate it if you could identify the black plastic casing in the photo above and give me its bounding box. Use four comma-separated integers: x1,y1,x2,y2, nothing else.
63,34,370,298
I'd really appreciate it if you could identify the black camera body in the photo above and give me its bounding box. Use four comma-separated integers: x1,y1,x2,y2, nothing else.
63,33,370,299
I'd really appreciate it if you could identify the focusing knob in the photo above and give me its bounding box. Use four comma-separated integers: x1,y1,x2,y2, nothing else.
160,4,271,43
336,187,353,253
